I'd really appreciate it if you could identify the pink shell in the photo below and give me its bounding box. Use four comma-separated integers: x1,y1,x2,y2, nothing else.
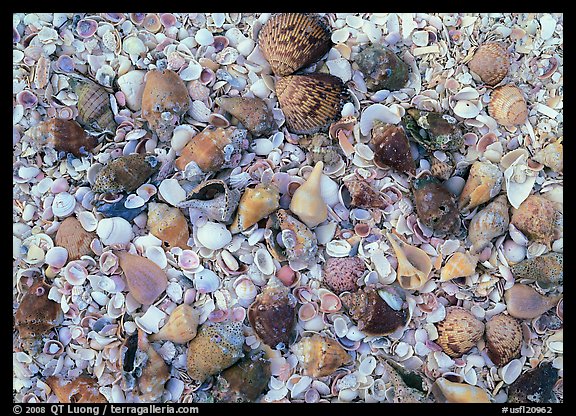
178,250,200,270
298,302,318,321
319,290,342,313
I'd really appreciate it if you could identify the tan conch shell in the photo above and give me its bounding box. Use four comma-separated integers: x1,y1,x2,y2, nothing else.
458,161,503,211
436,306,485,358
115,251,168,305
488,84,528,127
289,161,328,228
291,334,352,378
431,378,491,403
439,251,478,282
215,96,277,137
386,232,432,290
147,202,190,249
45,374,107,403
229,183,280,234
343,176,389,209
149,304,200,344
468,195,510,254
504,284,562,320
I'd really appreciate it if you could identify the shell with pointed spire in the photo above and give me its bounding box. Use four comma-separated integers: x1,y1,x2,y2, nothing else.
147,202,190,249
149,304,200,344
25,118,98,157
468,194,510,254
115,251,168,305
386,232,433,291
68,77,116,133
290,161,327,228
215,96,277,137
458,161,504,212
440,251,478,282
180,179,241,224
436,306,485,358
229,183,280,234
291,334,352,378
432,378,491,403
342,176,389,209
412,173,460,235
371,122,416,175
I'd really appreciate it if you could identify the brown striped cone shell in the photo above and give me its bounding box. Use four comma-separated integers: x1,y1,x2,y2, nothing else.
215,96,277,137
45,375,107,403
430,156,454,181
323,256,365,294
141,69,190,140
115,251,168,305
69,78,116,133
485,313,523,366
468,42,510,86
343,177,389,209
92,153,159,194
372,123,416,175
291,334,352,378
229,183,280,234
510,252,563,287
468,195,510,254
147,202,190,249
275,73,348,135
504,284,562,320
55,216,96,261
511,195,557,246
149,304,200,344
25,118,98,157
436,306,485,357
458,160,503,211
488,84,528,127
258,13,332,76
215,351,272,402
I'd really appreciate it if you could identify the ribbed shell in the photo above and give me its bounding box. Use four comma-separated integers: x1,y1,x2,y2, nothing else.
468,43,510,86
275,73,348,135
436,306,485,357
258,13,332,76
291,334,352,378
485,313,522,366
55,216,95,260
70,78,116,132
488,84,528,127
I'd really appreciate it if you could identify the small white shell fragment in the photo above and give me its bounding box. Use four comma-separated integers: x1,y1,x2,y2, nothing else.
453,87,480,101
250,79,271,99
135,305,167,334
539,14,557,40
333,316,349,338
96,217,134,246
196,222,232,250
326,58,352,82
123,35,146,57
254,248,274,275
77,211,98,232
359,356,377,376
188,100,211,122
51,192,76,218
314,222,337,245
332,28,350,43
179,62,203,81
411,30,429,47
346,325,366,341
251,138,274,155
500,358,523,384
360,104,401,136
504,154,538,209
117,70,146,111
171,125,196,153
302,314,325,331
124,194,145,209
195,28,214,46
145,245,168,269
325,239,352,257
158,179,187,206
136,183,157,203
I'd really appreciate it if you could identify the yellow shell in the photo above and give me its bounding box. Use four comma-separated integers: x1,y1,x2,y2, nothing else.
436,306,485,358
440,251,478,282
55,216,95,261
432,378,491,403
458,160,503,212
485,313,522,366
468,42,510,86
289,161,327,228
149,304,200,344
511,194,557,247
386,232,432,290
488,84,528,127
230,183,280,234
147,202,190,249
291,334,352,378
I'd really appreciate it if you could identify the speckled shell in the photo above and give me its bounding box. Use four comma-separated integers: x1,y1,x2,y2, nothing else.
25,118,98,157
258,13,332,76
147,202,190,249
412,173,460,234
533,141,563,173
291,334,352,378
341,287,407,336
458,161,504,212
511,195,556,246
215,351,271,402
372,123,416,175
215,96,277,137
92,153,159,194
488,84,528,127
507,361,559,403
69,78,116,133
141,69,190,139
248,277,296,348
468,195,510,254
186,321,245,382
275,73,348,135
55,216,95,260
135,330,170,402
229,183,280,234
468,42,510,86
436,306,485,358
430,156,455,181
45,375,107,403
403,108,464,151
115,251,168,305
510,252,563,287
485,313,523,366
355,44,410,91
504,284,562,320
181,179,241,224
298,133,341,167
323,256,365,294
343,177,389,209
440,251,478,281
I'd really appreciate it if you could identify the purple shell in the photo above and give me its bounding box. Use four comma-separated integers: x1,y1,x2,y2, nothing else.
130,13,146,25
16,90,38,109
76,18,98,38
160,13,177,28
57,55,75,73
13,27,20,43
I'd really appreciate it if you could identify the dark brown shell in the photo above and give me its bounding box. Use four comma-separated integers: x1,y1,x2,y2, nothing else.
485,313,523,366
436,306,485,358
45,375,107,403
341,287,407,336
323,256,365,294
215,96,277,137
275,73,348,135
215,351,271,402
507,361,559,403
258,13,332,76
343,177,389,209
55,216,96,260
371,123,416,175
26,118,98,157
69,78,116,133
412,173,460,234
92,153,159,194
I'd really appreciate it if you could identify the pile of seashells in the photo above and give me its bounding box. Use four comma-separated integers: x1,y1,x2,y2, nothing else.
13,12,563,404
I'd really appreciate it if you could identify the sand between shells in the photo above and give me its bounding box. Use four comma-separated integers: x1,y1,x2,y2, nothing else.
13,13,563,404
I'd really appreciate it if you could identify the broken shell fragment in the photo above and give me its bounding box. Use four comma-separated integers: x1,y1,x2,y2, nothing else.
439,251,478,282
510,252,563,287
387,232,433,291
92,153,160,194
25,118,98,157
488,84,528,127
215,96,277,137
45,374,107,403
468,195,510,254
291,334,352,378
504,284,562,320
467,42,510,86
511,195,557,247
215,350,271,402
68,77,116,133
485,313,523,366
431,378,491,403
290,161,328,228
458,161,504,212
147,202,190,249
403,108,464,151
55,216,96,260
149,304,200,344
116,251,168,305
412,173,460,234
355,44,410,91
436,306,485,358
298,133,342,168
533,141,563,173
323,256,365,294
229,183,280,234
180,179,241,224
371,122,416,175
507,361,559,403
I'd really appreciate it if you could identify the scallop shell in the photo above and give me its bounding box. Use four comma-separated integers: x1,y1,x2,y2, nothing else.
323,256,365,294
291,334,352,378
180,179,241,224
215,96,277,137
215,350,272,402
431,378,491,403
436,306,485,358
468,42,510,86
45,375,107,403
25,118,98,157
55,216,96,260
371,123,416,175
412,173,460,234
115,250,168,305
258,13,332,76
149,304,199,344
275,73,348,135
488,84,528,127
468,194,510,254
440,251,478,282
386,232,433,291
507,361,558,403
485,313,522,367
68,77,116,133
504,283,562,320
92,153,160,194
510,252,563,287
458,161,504,212
511,195,557,247
147,202,190,249
290,161,328,228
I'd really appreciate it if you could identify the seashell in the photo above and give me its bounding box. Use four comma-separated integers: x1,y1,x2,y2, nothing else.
468,195,510,254
45,246,68,269
97,217,134,246
355,44,410,91
117,70,147,112
504,284,562,320
458,161,504,212
55,217,95,260
380,359,431,403
193,269,221,294
92,153,160,194
76,18,98,38
149,304,200,344
290,161,328,228
323,256,365,294
68,77,116,133
431,378,490,403
95,194,147,222
298,133,342,168
341,287,407,336
147,202,190,249
485,313,523,367
45,374,107,403
215,350,272,402
196,221,232,250
511,195,556,247
412,173,460,234
291,334,352,378
141,69,191,140
179,179,241,224
175,126,248,176
52,192,77,218
230,183,280,234
258,13,332,76
488,84,528,127
507,361,559,403
116,251,168,305
143,13,161,33
275,73,348,135
436,306,485,358
510,252,563,287
25,118,98,157
440,251,478,282
533,141,563,173
248,276,296,348
387,232,433,290
371,122,416,175
342,177,388,209
186,320,245,382
402,108,464,151
215,96,277,137
467,42,510,86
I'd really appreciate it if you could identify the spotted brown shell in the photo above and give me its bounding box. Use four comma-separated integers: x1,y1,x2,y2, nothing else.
436,306,485,358
485,313,523,366
468,42,510,86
